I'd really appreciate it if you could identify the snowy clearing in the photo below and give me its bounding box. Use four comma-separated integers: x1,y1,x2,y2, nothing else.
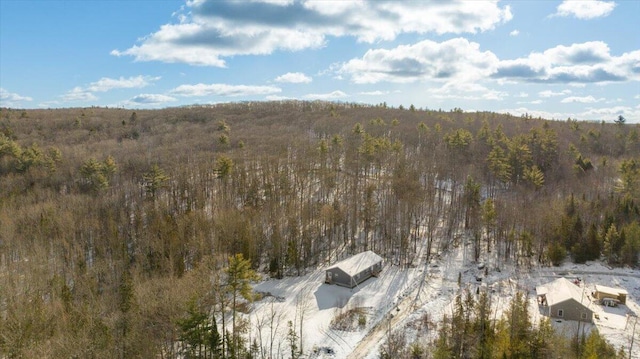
246,244,640,359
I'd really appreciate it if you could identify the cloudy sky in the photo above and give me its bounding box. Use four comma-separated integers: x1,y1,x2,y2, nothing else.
1,0,639,122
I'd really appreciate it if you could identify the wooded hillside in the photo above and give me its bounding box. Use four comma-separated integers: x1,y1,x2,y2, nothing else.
0,102,638,357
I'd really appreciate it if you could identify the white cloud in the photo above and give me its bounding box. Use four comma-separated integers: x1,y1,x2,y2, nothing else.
112,0,512,66
0,88,33,107
509,29,519,36
517,100,543,105
274,72,312,83
498,105,639,123
544,41,611,64
87,76,160,92
516,92,528,98
560,95,604,103
553,0,616,19
116,93,177,108
304,90,347,100
59,75,160,104
61,87,98,102
481,90,508,101
339,38,498,84
0,88,33,102
265,95,296,101
580,105,632,117
37,101,61,108
170,83,282,97
578,106,640,123
429,83,507,101
129,94,177,104
113,25,325,67
497,107,567,120
539,89,572,97
635,94,640,99
431,91,507,101
358,91,390,96
493,41,639,84
339,39,637,87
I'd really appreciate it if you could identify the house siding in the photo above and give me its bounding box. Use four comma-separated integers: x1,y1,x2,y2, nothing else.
326,267,352,288
549,299,592,323
352,263,378,285
594,291,627,305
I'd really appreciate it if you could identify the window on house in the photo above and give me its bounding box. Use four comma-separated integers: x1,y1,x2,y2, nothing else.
581,312,587,320
558,309,564,317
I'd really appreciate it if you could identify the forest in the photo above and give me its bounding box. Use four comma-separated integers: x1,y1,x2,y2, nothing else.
0,101,639,358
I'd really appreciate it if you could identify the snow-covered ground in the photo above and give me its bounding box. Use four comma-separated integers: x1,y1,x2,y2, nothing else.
247,244,640,359
251,260,427,358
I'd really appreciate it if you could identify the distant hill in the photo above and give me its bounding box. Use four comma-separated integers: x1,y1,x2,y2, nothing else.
0,102,638,357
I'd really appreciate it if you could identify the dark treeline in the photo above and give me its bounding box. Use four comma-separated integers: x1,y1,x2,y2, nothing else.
0,102,638,357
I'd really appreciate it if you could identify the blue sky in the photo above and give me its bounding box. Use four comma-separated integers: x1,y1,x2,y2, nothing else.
1,0,639,122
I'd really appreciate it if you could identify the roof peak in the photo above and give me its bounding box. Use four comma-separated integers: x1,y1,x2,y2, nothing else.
328,251,382,276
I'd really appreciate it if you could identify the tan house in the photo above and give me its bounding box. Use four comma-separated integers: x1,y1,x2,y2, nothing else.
593,284,628,305
536,278,593,323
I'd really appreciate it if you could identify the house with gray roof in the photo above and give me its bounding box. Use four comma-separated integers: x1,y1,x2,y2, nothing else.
536,277,593,323
325,251,383,288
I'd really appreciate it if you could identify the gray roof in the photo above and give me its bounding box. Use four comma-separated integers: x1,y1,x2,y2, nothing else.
327,251,382,277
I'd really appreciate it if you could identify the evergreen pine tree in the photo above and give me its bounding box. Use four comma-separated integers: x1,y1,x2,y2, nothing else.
209,314,222,359
225,254,259,357
433,315,452,359
178,298,208,358
531,318,555,358
585,223,601,261
474,290,493,359
506,292,531,357
287,320,299,359
604,224,620,264
450,294,465,357
581,330,619,358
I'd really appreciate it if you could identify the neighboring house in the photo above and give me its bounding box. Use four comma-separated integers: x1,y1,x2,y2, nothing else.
325,251,383,288
536,277,593,323
593,284,628,305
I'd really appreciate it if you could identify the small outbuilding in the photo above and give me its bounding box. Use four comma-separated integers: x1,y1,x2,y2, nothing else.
593,284,628,305
325,251,383,288
536,277,593,323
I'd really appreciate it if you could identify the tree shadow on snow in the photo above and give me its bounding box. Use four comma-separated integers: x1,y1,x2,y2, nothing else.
314,278,376,310
601,303,632,317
